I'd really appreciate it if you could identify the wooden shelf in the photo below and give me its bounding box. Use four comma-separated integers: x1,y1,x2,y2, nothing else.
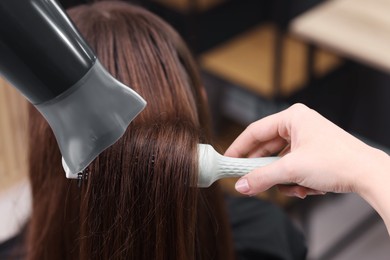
200,24,343,98
291,0,390,74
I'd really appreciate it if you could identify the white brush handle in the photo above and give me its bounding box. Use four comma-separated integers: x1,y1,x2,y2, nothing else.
197,144,280,187
216,155,280,178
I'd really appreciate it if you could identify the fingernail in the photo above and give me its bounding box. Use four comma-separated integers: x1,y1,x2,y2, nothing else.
293,192,306,199
309,191,327,196
235,178,250,193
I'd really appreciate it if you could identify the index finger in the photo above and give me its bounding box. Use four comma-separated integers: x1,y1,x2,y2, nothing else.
225,109,290,157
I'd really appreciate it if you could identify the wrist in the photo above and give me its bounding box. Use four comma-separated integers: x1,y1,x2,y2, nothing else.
357,147,390,196
358,148,390,231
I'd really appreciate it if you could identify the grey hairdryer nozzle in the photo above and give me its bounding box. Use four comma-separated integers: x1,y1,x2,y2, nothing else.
0,0,146,177
41,60,146,177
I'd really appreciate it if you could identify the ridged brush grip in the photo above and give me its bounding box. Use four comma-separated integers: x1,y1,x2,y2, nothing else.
197,144,280,187
216,154,280,178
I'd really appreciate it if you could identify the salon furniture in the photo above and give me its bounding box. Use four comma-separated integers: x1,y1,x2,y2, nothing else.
291,0,390,78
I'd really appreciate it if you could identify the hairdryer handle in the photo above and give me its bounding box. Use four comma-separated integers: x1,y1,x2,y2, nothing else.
0,0,95,104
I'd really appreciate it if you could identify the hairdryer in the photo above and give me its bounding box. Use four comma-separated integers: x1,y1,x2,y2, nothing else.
0,0,147,178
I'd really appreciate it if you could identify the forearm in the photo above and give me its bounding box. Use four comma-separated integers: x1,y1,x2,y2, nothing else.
358,148,390,235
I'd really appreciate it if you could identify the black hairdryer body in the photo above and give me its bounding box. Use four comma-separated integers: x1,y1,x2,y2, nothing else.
0,0,146,177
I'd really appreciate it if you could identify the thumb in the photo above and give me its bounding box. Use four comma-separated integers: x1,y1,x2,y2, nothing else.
235,155,294,195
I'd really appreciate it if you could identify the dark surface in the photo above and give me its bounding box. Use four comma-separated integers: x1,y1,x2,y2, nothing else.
0,226,26,260
147,0,268,54
287,61,390,149
227,195,307,260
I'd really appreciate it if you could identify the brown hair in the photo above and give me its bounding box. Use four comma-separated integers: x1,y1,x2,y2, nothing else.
27,2,234,259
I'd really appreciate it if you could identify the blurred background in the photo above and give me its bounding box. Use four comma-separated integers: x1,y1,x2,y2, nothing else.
2,0,390,259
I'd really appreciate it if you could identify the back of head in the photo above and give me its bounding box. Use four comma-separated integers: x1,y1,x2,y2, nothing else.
27,2,234,259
